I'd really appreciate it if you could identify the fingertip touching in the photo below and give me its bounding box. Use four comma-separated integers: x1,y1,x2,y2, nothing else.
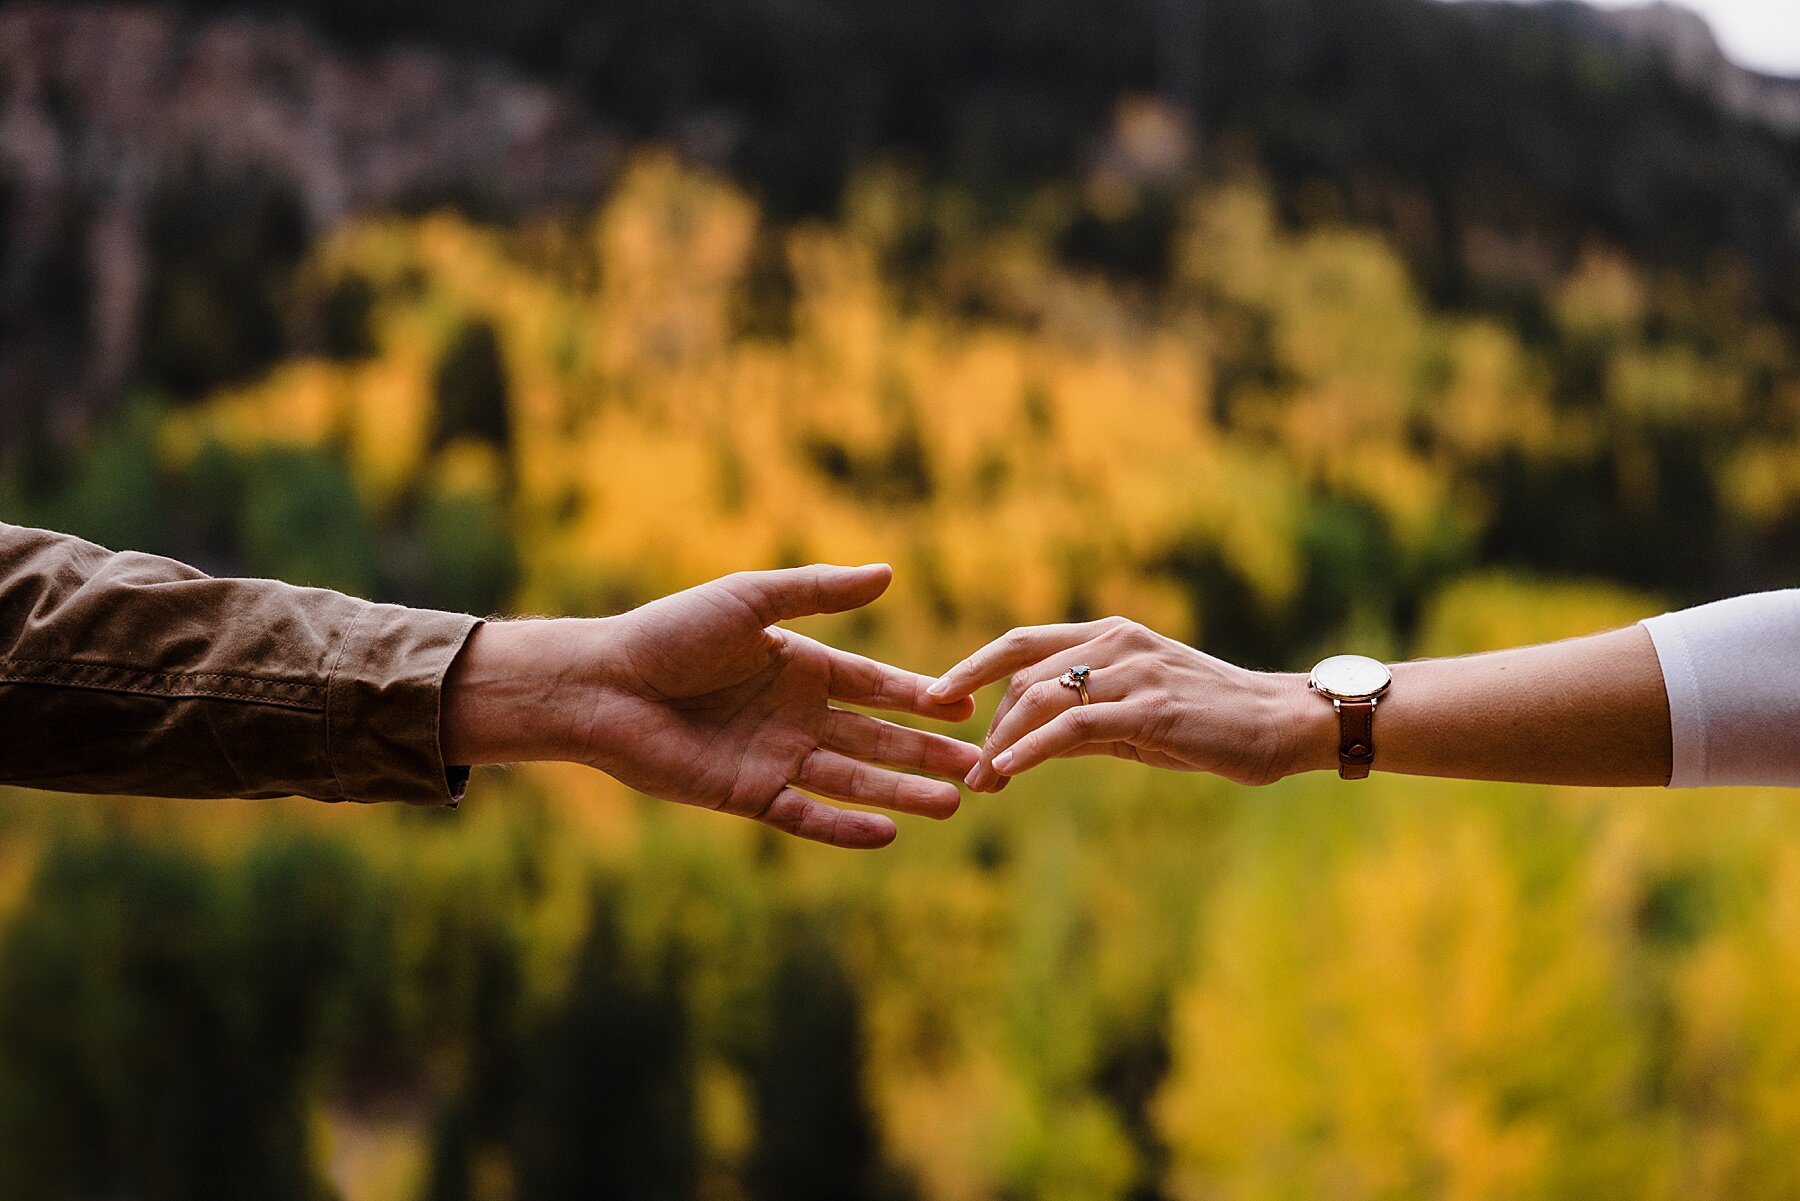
964,761,1004,793
924,692,977,721
928,662,976,700
942,735,982,777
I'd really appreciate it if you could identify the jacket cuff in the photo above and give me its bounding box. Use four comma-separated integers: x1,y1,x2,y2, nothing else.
327,603,482,805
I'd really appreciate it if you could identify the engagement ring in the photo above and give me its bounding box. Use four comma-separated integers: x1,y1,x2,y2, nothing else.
1058,664,1092,704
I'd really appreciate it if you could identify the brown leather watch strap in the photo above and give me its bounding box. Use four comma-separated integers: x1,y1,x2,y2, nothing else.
1336,699,1376,780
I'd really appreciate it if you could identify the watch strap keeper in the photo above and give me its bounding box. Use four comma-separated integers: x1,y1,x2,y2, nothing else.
1336,698,1376,780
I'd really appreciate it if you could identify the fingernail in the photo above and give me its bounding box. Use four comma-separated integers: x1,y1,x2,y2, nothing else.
927,678,950,698
992,751,1015,774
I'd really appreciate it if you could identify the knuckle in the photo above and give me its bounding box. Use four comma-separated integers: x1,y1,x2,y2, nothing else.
748,787,784,823
1129,630,1163,656
1123,652,1161,681
718,572,773,622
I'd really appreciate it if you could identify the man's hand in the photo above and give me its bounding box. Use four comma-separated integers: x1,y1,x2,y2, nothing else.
442,564,979,848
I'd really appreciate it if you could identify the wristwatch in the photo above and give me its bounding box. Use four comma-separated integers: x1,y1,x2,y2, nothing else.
1308,654,1393,779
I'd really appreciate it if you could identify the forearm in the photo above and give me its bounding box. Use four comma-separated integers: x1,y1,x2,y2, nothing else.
1283,625,1673,786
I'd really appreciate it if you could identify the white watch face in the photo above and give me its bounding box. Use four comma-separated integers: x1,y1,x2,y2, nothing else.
1310,654,1392,700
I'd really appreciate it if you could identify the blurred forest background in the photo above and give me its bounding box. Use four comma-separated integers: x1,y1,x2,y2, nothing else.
5,0,1800,1196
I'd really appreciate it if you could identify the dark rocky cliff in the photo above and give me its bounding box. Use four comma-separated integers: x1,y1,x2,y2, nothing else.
0,4,617,447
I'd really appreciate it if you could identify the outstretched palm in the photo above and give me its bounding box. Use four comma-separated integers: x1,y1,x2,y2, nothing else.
578,564,978,848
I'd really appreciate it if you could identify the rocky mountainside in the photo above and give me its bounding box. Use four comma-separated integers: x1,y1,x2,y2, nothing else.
1574,0,1800,134
1,4,617,447
5,0,1800,462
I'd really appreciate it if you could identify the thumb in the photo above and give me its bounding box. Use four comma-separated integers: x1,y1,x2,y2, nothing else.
722,563,893,624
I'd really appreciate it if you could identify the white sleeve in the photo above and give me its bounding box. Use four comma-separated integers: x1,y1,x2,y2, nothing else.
1640,590,1800,788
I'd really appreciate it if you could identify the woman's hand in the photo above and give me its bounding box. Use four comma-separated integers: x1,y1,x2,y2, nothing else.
927,618,1327,791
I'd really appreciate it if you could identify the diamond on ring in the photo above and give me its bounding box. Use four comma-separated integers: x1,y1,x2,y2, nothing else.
1058,664,1092,704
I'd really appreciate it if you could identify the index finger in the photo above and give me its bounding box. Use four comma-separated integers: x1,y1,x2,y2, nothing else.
928,620,1119,701
821,709,981,779
803,637,978,721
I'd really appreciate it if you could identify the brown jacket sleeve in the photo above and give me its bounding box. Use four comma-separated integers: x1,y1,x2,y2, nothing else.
0,523,480,805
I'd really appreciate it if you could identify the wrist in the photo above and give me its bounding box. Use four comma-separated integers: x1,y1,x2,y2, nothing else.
1267,671,1341,778
441,618,622,766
